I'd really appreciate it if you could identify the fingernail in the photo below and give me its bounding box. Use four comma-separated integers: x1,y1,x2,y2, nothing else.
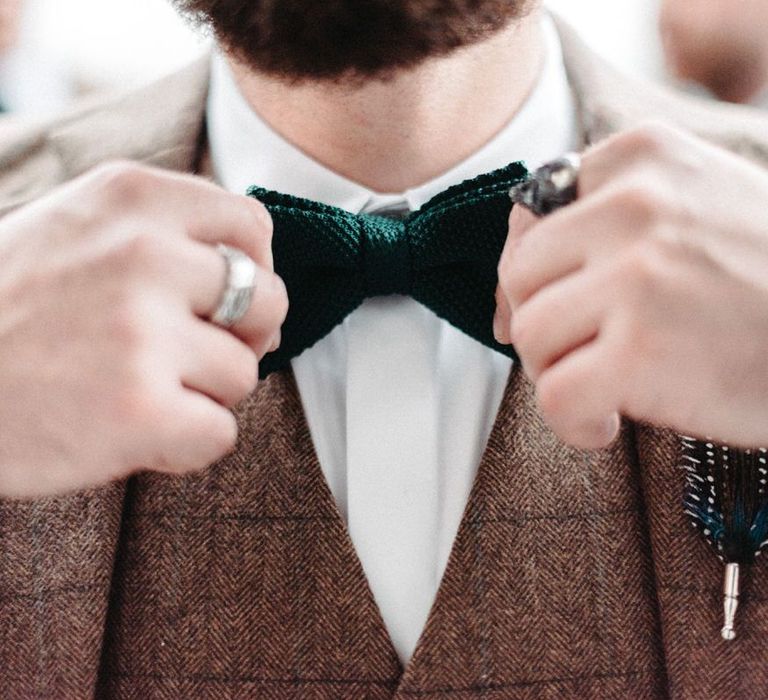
602,414,620,442
590,415,620,448
493,310,507,344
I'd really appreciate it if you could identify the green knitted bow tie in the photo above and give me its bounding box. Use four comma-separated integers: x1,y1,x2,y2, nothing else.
248,161,529,378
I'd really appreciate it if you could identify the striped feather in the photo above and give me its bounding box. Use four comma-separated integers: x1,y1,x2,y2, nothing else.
681,437,768,565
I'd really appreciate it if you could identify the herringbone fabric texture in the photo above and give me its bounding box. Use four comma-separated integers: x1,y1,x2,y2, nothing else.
4,22,768,698
636,427,768,699
11,366,768,698
250,162,528,378
393,368,666,698
0,483,125,696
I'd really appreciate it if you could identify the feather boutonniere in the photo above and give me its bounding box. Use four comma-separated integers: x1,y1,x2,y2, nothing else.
681,438,768,639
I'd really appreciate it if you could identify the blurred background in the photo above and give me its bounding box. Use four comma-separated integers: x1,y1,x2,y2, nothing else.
1,0,767,118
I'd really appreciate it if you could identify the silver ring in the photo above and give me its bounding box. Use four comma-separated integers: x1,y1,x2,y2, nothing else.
508,152,581,216
211,244,258,327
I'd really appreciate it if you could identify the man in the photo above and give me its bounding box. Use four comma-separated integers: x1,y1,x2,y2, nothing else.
2,1,768,698
660,0,768,108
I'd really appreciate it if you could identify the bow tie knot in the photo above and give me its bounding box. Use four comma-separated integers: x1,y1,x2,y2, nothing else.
248,161,529,378
361,216,412,296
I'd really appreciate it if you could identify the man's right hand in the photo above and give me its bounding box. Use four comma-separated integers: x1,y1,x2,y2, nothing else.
0,161,288,499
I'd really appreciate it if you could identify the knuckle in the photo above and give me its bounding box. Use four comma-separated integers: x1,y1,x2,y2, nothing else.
620,238,671,291
114,232,164,270
497,252,513,282
642,235,678,264
623,121,676,156
44,201,96,237
90,160,152,207
107,336,160,429
612,182,663,228
604,315,638,368
605,293,661,375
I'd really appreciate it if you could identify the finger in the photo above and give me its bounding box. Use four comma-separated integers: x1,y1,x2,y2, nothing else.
117,235,259,330
172,183,274,271
579,134,639,195
179,319,258,407
496,204,539,343
512,270,604,380
89,163,275,270
225,268,289,356
153,390,238,474
506,201,539,245
493,284,512,344
141,237,228,317
190,192,274,272
579,122,692,195
503,186,644,308
535,342,621,450
174,239,287,353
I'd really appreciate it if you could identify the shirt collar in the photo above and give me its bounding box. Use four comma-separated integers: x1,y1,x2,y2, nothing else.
206,15,578,213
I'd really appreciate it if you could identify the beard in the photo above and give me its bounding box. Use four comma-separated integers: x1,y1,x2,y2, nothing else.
172,0,534,83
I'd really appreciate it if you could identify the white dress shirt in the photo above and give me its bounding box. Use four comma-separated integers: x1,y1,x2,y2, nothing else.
752,87,768,111
207,16,579,665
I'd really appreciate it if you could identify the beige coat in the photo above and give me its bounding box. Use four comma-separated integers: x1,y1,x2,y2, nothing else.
2,22,768,700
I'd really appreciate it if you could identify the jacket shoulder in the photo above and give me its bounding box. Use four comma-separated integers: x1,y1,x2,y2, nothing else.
557,18,768,166
0,120,66,215
0,56,210,215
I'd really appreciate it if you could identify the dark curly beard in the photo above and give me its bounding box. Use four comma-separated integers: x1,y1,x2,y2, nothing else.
171,0,534,83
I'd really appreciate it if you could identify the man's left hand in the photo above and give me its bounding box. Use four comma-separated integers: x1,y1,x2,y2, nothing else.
495,122,768,450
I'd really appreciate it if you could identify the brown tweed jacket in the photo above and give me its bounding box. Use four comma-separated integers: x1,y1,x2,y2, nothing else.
3,22,768,700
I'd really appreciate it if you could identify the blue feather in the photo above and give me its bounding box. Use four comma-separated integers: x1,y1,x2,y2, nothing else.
681,439,768,565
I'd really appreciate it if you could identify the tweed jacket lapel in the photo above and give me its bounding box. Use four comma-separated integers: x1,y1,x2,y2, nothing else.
0,483,125,696
96,370,403,697
393,368,666,697
634,426,768,698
